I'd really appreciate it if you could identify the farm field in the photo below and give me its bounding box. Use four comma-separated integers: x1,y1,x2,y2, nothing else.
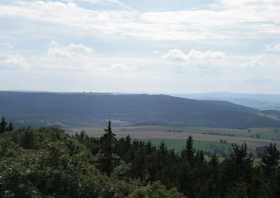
68,125,280,154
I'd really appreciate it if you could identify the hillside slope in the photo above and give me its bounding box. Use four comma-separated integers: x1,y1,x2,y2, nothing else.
0,91,280,128
180,92,280,110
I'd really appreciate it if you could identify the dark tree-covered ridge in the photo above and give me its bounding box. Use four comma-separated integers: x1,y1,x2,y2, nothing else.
1,91,280,128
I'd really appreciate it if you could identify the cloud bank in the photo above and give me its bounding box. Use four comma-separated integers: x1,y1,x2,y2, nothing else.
0,0,280,93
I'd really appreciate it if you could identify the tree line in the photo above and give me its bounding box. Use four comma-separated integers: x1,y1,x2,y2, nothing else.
0,120,280,197
0,125,184,198
75,121,280,198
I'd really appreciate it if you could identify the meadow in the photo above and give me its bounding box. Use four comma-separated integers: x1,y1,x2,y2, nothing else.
69,125,280,155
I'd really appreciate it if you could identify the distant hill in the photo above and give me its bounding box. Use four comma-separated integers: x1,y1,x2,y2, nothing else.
1,91,280,128
262,110,280,120
179,92,280,110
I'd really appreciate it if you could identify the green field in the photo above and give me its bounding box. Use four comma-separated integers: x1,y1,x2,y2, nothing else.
70,125,280,156
142,138,232,155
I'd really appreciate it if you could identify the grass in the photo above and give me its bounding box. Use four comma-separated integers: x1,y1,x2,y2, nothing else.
73,126,280,155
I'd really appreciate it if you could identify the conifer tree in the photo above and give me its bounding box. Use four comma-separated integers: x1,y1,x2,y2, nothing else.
0,117,7,133
227,144,253,180
181,136,195,164
98,120,117,175
7,122,14,131
262,143,280,177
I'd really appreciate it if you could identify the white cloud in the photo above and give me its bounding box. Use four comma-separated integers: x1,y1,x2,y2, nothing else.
162,49,188,62
221,0,280,8
187,49,226,60
0,54,27,70
1,0,280,93
266,43,280,53
63,0,134,10
48,41,94,58
161,47,280,83
163,49,227,67
105,63,137,72
0,42,97,71
246,54,280,68
43,42,98,71
0,0,279,40
0,41,163,74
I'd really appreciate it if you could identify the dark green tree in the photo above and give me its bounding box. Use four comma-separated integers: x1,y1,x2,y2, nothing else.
7,122,14,131
181,136,195,164
229,144,253,178
195,150,205,164
20,129,36,149
0,117,7,133
262,143,280,177
98,120,118,175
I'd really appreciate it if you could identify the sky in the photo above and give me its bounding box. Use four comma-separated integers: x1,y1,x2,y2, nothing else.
0,0,280,94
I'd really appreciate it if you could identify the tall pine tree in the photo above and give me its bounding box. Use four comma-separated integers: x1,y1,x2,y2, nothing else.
98,121,118,175
181,136,195,164
262,143,280,177
0,117,7,133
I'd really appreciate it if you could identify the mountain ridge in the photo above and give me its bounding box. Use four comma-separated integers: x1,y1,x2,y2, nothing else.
0,91,280,128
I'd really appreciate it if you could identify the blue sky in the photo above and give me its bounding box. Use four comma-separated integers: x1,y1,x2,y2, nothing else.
0,0,280,94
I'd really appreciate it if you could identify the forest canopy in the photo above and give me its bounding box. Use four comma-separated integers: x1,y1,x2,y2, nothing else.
0,120,279,198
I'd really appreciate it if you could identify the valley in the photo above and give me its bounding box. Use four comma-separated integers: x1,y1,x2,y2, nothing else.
69,126,280,154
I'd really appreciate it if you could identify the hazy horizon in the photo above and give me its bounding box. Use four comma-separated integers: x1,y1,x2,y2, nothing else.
1,89,280,96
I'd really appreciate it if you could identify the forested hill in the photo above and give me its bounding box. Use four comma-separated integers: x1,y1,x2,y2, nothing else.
1,91,280,128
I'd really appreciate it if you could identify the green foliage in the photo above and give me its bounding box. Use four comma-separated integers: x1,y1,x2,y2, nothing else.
7,122,14,132
261,143,280,177
0,127,185,198
1,124,280,198
97,121,119,176
0,117,7,133
0,117,14,133
181,136,195,163
227,144,253,179
127,182,185,198
21,129,37,149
